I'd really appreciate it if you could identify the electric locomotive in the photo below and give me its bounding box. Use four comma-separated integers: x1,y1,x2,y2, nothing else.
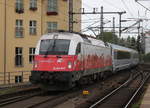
30,31,113,90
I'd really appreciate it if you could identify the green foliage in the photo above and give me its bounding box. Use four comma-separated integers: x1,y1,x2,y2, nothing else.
97,32,140,52
125,36,137,49
143,53,150,63
98,32,137,50
98,32,118,44
0,88,17,95
131,104,140,108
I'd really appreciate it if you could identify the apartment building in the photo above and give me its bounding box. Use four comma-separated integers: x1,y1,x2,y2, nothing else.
0,0,81,84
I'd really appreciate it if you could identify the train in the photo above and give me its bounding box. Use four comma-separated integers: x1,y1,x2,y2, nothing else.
30,31,139,90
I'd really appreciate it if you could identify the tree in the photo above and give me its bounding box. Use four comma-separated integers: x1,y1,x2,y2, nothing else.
130,37,136,49
98,32,119,44
137,35,141,52
126,36,131,47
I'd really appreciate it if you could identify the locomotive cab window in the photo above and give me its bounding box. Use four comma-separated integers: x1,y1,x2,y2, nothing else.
39,39,70,55
76,43,81,55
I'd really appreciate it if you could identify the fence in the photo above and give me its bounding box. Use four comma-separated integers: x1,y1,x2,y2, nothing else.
0,71,31,85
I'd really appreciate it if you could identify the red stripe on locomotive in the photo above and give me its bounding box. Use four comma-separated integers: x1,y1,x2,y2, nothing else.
33,54,112,72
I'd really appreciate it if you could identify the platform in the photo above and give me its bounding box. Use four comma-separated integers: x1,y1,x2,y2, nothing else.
140,85,150,108
0,82,31,90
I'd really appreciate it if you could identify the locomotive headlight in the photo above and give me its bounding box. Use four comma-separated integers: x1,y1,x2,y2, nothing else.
68,61,72,69
33,61,38,68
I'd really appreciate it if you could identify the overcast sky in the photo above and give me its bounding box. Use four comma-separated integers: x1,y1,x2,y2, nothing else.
81,0,150,38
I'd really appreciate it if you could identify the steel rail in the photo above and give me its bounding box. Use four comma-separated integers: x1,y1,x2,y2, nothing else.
89,72,141,108
0,91,43,107
26,90,75,108
124,73,150,108
26,95,63,108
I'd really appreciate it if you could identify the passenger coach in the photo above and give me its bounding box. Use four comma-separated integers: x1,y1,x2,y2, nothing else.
111,44,139,72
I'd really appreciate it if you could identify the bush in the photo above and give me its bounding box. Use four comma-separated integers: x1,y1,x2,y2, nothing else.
143,53,150,63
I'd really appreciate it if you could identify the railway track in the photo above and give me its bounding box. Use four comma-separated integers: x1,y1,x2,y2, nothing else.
0,88,82,108
0,91,43,107
52,69,134,108
0,68,140,108
26,91,77,108
0,85,42,107
0,85,40,99
0,83,32,90
89,71,150,108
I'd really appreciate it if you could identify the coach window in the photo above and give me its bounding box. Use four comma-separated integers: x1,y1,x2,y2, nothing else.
114,50,117,59
117,51,131,59
76,43,81,55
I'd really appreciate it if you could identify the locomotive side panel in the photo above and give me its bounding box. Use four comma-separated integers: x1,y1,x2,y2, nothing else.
81,43,112,76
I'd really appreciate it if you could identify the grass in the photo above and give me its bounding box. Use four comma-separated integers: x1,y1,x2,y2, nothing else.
131,101,142,108
0,88,17,95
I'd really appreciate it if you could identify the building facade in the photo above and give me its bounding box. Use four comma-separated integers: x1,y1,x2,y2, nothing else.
0,0,81,84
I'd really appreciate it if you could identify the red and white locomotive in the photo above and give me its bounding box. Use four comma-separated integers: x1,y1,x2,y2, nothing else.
30,31,139,90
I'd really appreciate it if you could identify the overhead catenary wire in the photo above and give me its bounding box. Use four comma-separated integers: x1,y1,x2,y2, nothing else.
81,20,100,32
135,0,150,12
121,0,135,17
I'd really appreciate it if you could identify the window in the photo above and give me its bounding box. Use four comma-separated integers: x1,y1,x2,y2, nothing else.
47,0,58,15
76,43,81,54
15,76,22,83
115,50,131,59
30,0,37,10
16,20,23,37
40,39,70,55
15,47,23,66
29,20,37,35
29,48,35,63
16,0,24,13
47,22,57,32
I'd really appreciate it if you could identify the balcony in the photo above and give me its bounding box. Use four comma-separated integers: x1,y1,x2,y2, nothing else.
47,6,58,15
29,6,37,11
47,11,58,15
47,29,57,33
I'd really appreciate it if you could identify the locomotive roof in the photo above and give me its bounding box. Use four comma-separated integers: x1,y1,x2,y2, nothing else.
40,31,106,47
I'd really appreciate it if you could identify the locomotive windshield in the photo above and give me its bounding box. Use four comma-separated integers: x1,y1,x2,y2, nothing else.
39,39,70,55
